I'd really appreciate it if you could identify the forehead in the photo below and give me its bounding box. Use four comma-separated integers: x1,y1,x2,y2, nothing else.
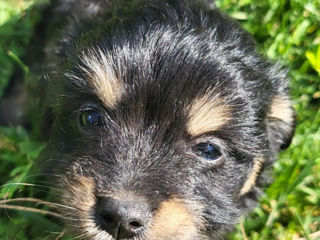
64,5,267,141
76,47,239,136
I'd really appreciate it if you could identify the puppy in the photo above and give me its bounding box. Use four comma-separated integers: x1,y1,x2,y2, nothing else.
34,0,295,239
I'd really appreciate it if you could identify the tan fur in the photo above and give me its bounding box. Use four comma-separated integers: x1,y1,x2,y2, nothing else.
80,49,123,109
240,157,265,195
268,95,294,125
61,175,95,213
187,94,231,136
61,175,112,240
146,198,204,240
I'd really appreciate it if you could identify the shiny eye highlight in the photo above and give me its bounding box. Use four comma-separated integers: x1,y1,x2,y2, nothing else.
193,142,222,161
79,111,104,128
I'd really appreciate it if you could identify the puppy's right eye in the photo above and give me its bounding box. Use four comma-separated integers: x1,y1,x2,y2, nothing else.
79,111,103,128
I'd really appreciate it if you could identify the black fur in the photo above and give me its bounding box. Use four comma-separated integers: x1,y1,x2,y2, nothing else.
34,0,295,239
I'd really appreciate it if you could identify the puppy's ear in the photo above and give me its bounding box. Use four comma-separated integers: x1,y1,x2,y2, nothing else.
266,95,295,153
199,0,216,9
52,0,108,19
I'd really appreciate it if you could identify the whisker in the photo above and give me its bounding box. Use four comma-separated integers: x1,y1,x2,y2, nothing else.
55,230,67,240
38,158,71,169
0,182,34,188
0,204,83,222
0,182,61,192
44,229,66,240
0,204,66,219
0,197,76,210
42,236,49,240
24,172,61,178
72,232,90,239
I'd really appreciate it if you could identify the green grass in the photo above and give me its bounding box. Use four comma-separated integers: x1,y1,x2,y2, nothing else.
0,0,319,239
217,0,320,239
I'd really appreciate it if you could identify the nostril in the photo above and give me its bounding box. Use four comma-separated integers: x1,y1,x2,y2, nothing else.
100,213,114,224
128,219,143,230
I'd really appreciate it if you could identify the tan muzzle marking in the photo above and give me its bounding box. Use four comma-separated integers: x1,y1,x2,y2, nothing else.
146,198,200,240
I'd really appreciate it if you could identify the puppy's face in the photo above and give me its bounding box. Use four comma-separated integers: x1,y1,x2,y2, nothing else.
41,1,295,239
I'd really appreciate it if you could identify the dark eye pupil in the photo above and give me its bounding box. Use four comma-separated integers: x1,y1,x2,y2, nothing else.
80,111,103,127
194,143,221,161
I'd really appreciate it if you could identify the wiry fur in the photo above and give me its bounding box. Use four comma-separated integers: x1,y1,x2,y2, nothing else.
33,0,295,239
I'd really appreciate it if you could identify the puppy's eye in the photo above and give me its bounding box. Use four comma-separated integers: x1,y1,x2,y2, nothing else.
79,111,103,128
193,143,222,161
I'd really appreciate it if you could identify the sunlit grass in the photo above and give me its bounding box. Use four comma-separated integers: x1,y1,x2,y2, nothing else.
217,0,320,239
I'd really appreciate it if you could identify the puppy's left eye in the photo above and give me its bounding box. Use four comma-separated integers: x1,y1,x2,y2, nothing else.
79,111,103,128
193,143,222,161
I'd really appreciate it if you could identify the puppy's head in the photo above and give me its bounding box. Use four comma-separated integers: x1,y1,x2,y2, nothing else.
41,0,295,239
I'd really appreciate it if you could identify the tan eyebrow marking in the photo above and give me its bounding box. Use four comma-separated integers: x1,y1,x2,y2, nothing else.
187,94,232,136
80,49,123,109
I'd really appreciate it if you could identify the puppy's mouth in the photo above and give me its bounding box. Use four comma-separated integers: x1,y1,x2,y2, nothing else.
89,195,203,240
60,176,204,239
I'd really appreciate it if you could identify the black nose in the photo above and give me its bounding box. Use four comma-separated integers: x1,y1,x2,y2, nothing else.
96,195,151,239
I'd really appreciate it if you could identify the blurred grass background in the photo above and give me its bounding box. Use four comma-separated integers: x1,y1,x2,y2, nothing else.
0,0,319,239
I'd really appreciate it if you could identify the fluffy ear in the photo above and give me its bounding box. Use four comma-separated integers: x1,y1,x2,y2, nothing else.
266,95,295,153
52,0,108,18
199,0,216,9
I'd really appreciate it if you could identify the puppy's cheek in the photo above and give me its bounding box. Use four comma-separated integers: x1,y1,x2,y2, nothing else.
146,198,206,240
60,175,95,214
59,175,112,239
